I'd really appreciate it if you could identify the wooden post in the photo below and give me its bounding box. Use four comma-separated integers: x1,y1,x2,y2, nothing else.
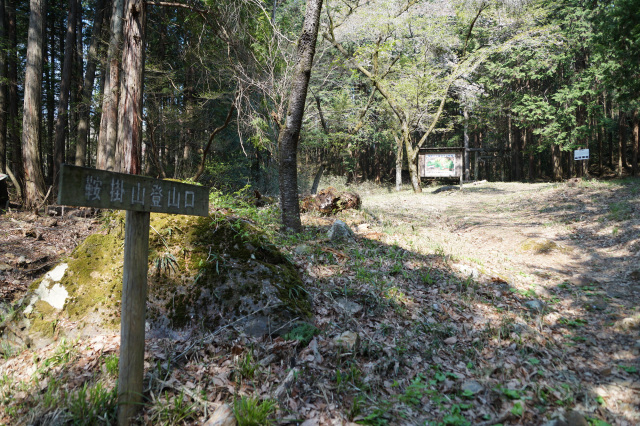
118,210,150,425
57,165,208,425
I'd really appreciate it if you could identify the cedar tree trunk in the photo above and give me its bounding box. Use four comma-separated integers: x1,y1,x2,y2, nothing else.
97,0,124,171
21,0,46,209
116,0,145,175
53,0,77,185
75,0,106,166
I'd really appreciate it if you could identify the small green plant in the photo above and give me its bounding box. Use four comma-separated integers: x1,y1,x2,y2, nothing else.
357,398,392,426
558,317,587,327
497,385,522,400
153,251,179,276
511,401,524,417
42,338,75,370
237,350,258,381
421,268,435,285
335,365,363,393
283,322,319,346
104,354,119,377
67,382,117,425
149,391,198,424
233,396,276,426
588,419,612,426
619,365,638,374
441,403,472,425
398,374,427,406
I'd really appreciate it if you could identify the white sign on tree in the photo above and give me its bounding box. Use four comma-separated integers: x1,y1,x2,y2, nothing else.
574,149,590,161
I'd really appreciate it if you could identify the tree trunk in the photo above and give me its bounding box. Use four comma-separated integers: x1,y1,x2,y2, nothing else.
514,127,521,180
527,130,534,181
75,0,106,166
394,134,402,191
310,162,325,195
0,0,7,173
53,0,77,186
598,105,603,175
404,127,422,193
45,9,55,181
7,0,21,189
96,0,124,171
618,111,625,177
21,0,47,209
633,110,639,177
277,0,323,232
464,106,469,181
116,0,145,175
552,144,562,181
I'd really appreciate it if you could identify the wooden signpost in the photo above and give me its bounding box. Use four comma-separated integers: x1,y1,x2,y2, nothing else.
58,164,209,425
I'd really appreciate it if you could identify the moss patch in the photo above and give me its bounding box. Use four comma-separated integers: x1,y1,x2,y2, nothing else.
520,238,560,254
24,210,310,339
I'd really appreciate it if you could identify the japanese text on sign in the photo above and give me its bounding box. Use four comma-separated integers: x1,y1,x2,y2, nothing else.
59,164,209,217
84,176,196,210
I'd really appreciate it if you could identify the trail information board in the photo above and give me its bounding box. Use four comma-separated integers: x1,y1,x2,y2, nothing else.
419,152,463,178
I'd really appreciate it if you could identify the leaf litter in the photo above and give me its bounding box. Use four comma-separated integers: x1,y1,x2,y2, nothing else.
1,180,639,425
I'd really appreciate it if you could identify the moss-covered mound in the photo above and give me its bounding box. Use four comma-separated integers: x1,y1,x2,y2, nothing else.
16,212,310,344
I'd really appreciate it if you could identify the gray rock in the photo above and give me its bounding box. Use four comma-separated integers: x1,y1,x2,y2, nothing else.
565,410,588,426
336,298,362,315
203,403,236,426
541,420,568,426
524,299,545,313
460,380,484,395
328,220,355,242
453,263,479,279
335,331,360,351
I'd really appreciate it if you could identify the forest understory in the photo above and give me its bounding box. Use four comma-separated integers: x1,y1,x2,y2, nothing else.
1,178,639,425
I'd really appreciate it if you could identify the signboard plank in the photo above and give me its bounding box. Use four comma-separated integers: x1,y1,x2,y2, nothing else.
58,164,209,216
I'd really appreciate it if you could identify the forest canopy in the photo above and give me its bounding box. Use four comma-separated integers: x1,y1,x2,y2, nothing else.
1,0,639,207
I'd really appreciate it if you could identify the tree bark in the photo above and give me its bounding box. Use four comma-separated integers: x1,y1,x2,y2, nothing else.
0,0,7,173
21,0,47,209
633,110,639,177
464,106,469,181
618,111,625,177
394,134,402,191
53,0,77,186
7,0,21,189
598,104,603,175
97,0,124,170
116,0,146,175
277,0,323,232
552,143,562,181
75,0,106,166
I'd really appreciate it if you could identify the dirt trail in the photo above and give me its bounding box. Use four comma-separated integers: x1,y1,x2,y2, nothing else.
364,181,640,302
361,179,640,424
